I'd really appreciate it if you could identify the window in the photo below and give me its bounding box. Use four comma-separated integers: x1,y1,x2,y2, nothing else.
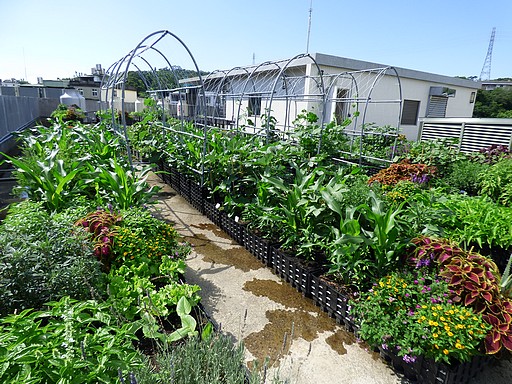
470,91,476,103
400,100,420,125
77,88,84,96
92,88,98,97
334,88,349,122
248,95,261,116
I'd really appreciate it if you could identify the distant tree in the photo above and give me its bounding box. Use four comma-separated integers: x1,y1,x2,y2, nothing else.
124,67,208,98
473,87,512,118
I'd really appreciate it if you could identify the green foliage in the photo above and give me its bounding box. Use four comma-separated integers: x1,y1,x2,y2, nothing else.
479,158,512,206
501,255,512,298
0,297,144,384
442,159,489,195
438,194,512,251
291,110,350,157
323,190,409,288
50,103,85,122
134,333,260,384
0,201,105,316
385,180,421,205
473,87,512,118
90,158,160,210
351,270,490,364
401,138,465,177
2,148,90,211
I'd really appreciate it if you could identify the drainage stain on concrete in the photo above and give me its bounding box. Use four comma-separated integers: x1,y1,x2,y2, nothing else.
191,223,232,241
325,330,356,355
243,279,323,313
243,278,356,364
184,233,263,272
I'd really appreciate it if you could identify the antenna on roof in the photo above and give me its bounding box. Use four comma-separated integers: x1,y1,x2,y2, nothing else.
306,0,313,53
479,27,496,81
252,52,255,65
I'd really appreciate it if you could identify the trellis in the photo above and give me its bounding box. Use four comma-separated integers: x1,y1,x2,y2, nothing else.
101,31,404,181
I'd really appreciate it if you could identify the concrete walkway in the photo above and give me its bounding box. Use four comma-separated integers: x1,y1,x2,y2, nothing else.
148,174,512,384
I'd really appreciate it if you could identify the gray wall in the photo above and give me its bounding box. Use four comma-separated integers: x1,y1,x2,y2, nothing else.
0,95,59,147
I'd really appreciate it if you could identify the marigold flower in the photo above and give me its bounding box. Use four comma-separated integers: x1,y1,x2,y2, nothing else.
443,349,449,355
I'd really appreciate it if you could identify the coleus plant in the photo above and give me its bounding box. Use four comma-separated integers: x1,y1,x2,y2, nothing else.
75,207,121,271
368,159,437,189
408,236,512,354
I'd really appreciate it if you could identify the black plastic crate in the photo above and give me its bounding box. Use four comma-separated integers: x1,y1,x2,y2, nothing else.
243,230,271,266
189,182,206,213
204,201,221,226
219,212,244,245
269,246,323,297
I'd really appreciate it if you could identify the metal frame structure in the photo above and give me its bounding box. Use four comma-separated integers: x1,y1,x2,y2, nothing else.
101,30,404,181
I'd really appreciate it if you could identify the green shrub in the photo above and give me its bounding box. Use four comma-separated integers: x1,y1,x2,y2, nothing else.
134,333,260,384
0,201,105,316
442,159,489,195
479,158,512,206
0,297,143,384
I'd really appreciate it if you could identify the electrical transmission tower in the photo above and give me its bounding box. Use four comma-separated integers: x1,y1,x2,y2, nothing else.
479,27,496,81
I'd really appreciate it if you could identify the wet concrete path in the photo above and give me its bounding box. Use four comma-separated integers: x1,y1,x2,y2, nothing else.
148,174,512,384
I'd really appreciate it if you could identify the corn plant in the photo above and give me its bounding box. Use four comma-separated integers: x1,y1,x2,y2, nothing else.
2,148,91,211
89,158,160,210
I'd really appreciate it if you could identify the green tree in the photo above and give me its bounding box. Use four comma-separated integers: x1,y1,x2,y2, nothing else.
473,87,512,118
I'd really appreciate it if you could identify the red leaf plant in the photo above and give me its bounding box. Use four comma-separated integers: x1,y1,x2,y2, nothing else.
408,236,512,355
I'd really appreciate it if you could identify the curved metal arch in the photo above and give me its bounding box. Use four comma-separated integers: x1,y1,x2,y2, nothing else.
265,53,326,142
205,66,251,123
105,30,208,176
355,66,402,164
235,60,282,132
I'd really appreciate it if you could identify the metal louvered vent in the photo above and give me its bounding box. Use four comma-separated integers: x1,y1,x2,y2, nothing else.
426,96,448,118
419,118,512,153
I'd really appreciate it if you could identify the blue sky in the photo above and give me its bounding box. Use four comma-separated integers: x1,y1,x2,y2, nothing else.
1,0,511,83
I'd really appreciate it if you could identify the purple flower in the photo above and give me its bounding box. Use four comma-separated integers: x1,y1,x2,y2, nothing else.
381,343,388,350
403,354,417,364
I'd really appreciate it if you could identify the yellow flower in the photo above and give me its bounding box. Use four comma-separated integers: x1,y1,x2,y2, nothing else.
443,349,449,355
455,343,464,349
456,324,465,329
447,331,454,337
433,333,439,338
434,344,439,349
440,316,446,322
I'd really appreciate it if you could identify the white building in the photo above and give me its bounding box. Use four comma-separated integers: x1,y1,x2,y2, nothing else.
182,52,481,141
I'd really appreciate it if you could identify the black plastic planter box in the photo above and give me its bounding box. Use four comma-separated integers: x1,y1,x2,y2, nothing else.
378,346,493,384
170,168,181,192
309,273,358,331
189,182,206,213
243,230,271,266
179,173,191,201
204,201,221,226
219,212,244,245
269,246,323,297
161,162,172,185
